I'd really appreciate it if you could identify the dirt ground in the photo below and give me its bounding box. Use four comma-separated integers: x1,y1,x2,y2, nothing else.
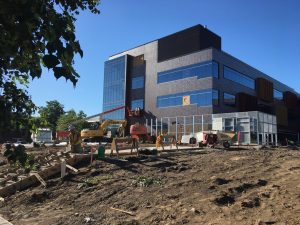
0,147,299,225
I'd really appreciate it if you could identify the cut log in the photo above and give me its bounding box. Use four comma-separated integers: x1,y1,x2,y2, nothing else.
32,173,46,187
0,216,13,225
66,164,78,173
110,207,135,216
0,155,90,198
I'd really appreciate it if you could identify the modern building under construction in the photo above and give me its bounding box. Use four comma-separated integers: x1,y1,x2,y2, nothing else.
102,24,300,144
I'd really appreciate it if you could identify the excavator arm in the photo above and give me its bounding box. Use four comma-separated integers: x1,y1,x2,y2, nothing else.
100,120,127,130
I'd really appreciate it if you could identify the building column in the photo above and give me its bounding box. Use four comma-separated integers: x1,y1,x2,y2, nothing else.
233,118,235,132
256,117,259,145
150,119,153,136
183,116,186,135
192,115,195,135
175,117,178,140
155,118,158,136
271,133,274,145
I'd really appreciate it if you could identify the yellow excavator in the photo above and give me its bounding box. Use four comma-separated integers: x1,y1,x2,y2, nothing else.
80,106,127,142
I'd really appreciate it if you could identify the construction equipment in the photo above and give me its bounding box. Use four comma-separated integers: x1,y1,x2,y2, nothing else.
127,107,143,117
130,123,156,143
81,119,127,142
197,131,236,148
80,106,127,142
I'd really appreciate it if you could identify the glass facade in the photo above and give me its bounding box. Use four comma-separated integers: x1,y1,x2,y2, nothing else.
146,111,277,145
212,111,277,145
157,89,219,108
157,61,218,84
224,118,235,131
132,76,144,89
223,66,255,89
273,89,283,100
213,89,219,106
223,92,236,106
131,99,144,109
103,56,126,120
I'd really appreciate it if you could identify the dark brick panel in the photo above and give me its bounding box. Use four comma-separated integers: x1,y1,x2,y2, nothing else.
157,25,221,62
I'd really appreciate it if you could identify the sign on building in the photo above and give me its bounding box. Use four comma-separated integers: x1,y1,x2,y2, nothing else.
182,95,190,106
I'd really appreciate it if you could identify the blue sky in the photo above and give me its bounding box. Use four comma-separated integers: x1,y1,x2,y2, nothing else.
27,0,300,116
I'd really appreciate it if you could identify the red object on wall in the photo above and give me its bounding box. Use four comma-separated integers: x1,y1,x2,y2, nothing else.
56,131,70,140
126,107,143,117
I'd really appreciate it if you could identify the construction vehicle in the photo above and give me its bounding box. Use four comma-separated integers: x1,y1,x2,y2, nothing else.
73,106,149,143
80,106,127,142
81,119,127,142
197,131,237,148
130,123,156,143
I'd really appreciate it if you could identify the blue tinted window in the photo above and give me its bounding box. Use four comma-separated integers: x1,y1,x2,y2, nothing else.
224,92,236,106
223,66,255,89
103,56,126,120
213,89,219,106
213,62,219,78
132,76,144,89
157,61,218,84
157,89,219,108
131,99,144,109
273,89,283,100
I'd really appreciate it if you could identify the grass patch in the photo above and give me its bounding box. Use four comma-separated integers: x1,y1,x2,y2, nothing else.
85,175,113,186
132,176,162,187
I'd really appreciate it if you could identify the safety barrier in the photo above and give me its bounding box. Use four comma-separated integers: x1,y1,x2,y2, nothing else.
111,137,139,157
157,135,178,150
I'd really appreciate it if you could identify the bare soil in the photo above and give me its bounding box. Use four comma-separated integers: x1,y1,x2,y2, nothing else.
0,148,299,225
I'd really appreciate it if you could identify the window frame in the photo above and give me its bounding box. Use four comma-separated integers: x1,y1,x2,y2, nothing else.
103,56,126,120
157,60,219,84
223,92,236,107
273,88,283,100
156,89,219,109
223,65,255,90
212,89,219,106
131,76,144,90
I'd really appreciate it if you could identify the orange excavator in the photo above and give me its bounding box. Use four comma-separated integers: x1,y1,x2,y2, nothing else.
130,123,156,143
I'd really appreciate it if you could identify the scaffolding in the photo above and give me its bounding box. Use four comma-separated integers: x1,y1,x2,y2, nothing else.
146,111,277,145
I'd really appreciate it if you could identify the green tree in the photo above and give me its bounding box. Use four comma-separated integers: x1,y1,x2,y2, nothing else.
0,82,36,141
78,110,87,119
29,116,49,132
0,0,100,141
39,100,64,134
57,109,88,131
0,0,100,85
